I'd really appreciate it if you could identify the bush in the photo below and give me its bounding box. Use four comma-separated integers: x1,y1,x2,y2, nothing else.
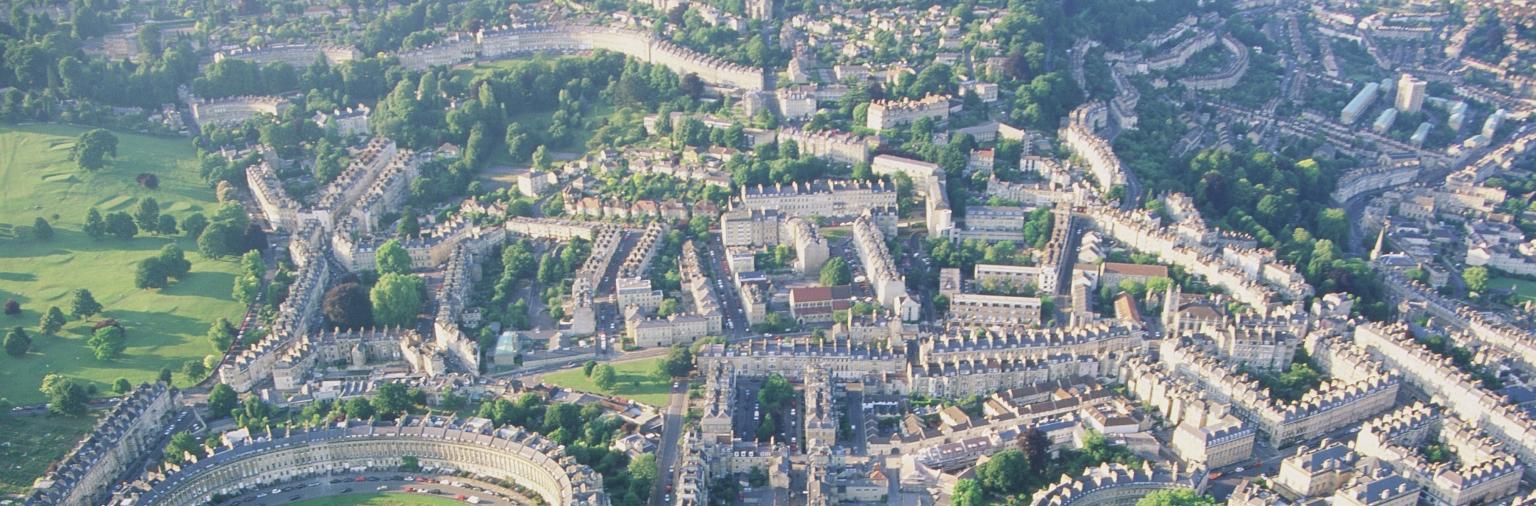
136,173,159,188
3,299,19,315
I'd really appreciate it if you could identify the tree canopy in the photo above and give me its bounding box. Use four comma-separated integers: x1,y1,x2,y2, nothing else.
371,273,425,326
70,129,118,171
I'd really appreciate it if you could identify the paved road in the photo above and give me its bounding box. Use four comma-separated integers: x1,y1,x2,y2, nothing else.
649,379,690,506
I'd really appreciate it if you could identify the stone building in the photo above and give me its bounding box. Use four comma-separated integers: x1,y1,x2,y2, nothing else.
28,383,178,506
120,416,609,506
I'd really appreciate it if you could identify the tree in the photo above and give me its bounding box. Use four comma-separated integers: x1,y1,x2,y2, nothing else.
975,449,1029,495
345,396,376,419
657,298,680,317
243,223,267,252
583,360,598,377
32,217,53,240
397,207,420,238
658,344,694,379
181,213,208,238
629,453,659,486
233,269,261,306
1316,208,1349,244
1464,266,1490,294
376,239,412,275
593,364,618,392
3,299,17,315
181,359,206,381
70,129,119,171
89,324,127,359
198,221,239,258
371,273,425,326
105,211,137,239
39,306,66,335
158,367,173,383
159,244,192,278
207,317,238,351
819,257,852,286
1135,490,1220,506
322,283,374,329
156,214,179,235
84,208,106,240
70,289,102,319
4,327,31,357
952,479,984,506
756,412,778,441
135,258,169,289
532,145,550,171
41,375,89,416
371,382,412,418
135,197,160,230
1018,427,1050,473
163,432,200,464
113,377,133,394
757,373,793,411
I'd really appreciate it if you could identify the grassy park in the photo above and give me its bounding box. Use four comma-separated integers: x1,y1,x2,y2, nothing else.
0,412,98,495
290,492,468,506
0,123,245,403
1489,276,1536,303
540,356,671,407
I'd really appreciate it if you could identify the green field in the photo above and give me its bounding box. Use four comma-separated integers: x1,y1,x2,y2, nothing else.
1490,276,1536,302
0,412,99,496
290,492,468,506
539,356,670,407
0,123,245,403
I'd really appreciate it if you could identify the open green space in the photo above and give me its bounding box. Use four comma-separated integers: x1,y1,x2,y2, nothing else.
540,356,670,407
0,123,245,404
479,105,614,170
0,412,99,496
288,492,468,506
1489,276,1536,303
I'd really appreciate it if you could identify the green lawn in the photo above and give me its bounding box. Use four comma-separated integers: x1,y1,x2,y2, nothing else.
289,492,467,506
1490,276,1536,302
540,357,671,407
0,412,99,496
0,123,245,404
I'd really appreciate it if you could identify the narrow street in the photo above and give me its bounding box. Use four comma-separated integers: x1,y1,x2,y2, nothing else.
649,379,690,506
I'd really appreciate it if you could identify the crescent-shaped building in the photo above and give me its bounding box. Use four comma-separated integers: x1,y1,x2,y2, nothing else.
1028,462,1204,506
121,416,609,506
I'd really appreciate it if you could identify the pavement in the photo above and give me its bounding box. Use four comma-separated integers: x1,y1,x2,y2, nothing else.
649,379,690,506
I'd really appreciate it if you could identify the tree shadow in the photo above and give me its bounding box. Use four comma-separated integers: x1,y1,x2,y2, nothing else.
0,272,37,282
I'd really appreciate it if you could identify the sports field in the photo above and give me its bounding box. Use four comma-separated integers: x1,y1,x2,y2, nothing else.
289,492,468,506
0,123,245,403
539,356,670,407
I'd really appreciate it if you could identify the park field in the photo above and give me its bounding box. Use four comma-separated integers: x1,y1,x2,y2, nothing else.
1490,276,1536,303
290,492,467,506
539,356,670,407
0,123,245,404
0,411,98,495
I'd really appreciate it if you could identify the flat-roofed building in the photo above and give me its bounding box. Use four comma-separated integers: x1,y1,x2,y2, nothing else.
790,285,854,323
1078,262,1171,288
616,277,664,313
947,293,1043,326
865,94,949,131
871,154,942,185
974,264,1042,292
